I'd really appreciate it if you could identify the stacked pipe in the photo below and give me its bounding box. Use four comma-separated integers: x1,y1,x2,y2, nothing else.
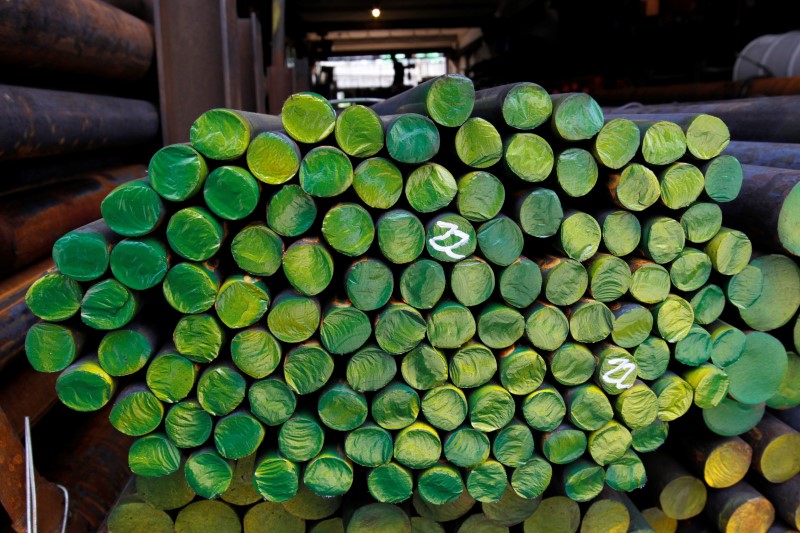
20,76,800,532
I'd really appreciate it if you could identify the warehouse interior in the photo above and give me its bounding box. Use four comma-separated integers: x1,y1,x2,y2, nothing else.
2,0,800,531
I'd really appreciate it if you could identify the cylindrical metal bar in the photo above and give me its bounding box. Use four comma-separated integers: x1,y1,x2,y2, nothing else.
42,406,134,532
0,164,145,275
594,76,800,106
271,0,285,70
751,473,800,530
774,407,800,432
370,75,475,127
0,0,154,80
677,433,752,489
742,413,800,483
704,481,775,533
724,141,800,170
0,85,159,160
0,148,149,197
641,451,707,520
0,366,58,439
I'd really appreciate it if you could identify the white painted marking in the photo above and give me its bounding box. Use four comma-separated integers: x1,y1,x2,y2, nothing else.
601,357,636,390
428,221,470,260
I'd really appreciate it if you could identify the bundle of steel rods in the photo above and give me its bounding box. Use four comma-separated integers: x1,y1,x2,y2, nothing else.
22,75,800,532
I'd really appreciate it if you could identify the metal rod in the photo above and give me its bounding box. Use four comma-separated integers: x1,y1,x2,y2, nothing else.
0,0,154,80
0,85,158,160
594,76,800,106
724,141,800,170
0,164,145,276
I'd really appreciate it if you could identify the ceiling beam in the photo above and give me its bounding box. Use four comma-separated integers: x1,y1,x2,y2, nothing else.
321,46,453,58
299,6,495,31
301,6,493,22
303,17,492,31
324,36,459,53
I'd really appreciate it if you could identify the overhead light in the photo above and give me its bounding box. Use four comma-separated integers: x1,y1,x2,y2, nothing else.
371,7,381,18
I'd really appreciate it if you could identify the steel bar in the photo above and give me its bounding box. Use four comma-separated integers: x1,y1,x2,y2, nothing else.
100,0,154,22
0,0,154,80
751,474,800,530
41,406,134,532
736,255,800,333
724,141,800,170
742,414,800,483
594,76,800,106
267,0,290,115
0,164,145,276
641,451,707,520
0,85,158,160
0,148,149,197
677,433,752,489
370,75,475,127
773,407,800,432
0,366,58,438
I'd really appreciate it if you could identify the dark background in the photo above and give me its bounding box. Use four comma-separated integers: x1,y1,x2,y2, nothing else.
285,0,800,94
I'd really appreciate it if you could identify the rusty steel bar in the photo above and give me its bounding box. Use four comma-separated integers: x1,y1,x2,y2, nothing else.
0,366,58,438
0,405,65,533
0,164,145,276
0,85,159,160
0,148,148,197
605,96,800,143
723,141,800,170
0,259,53,374
704,481,775,533
41,406,133,532
0,0,154,80
594,76,800,106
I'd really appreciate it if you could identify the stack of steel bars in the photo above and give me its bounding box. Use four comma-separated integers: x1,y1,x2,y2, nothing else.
14,73,800,533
